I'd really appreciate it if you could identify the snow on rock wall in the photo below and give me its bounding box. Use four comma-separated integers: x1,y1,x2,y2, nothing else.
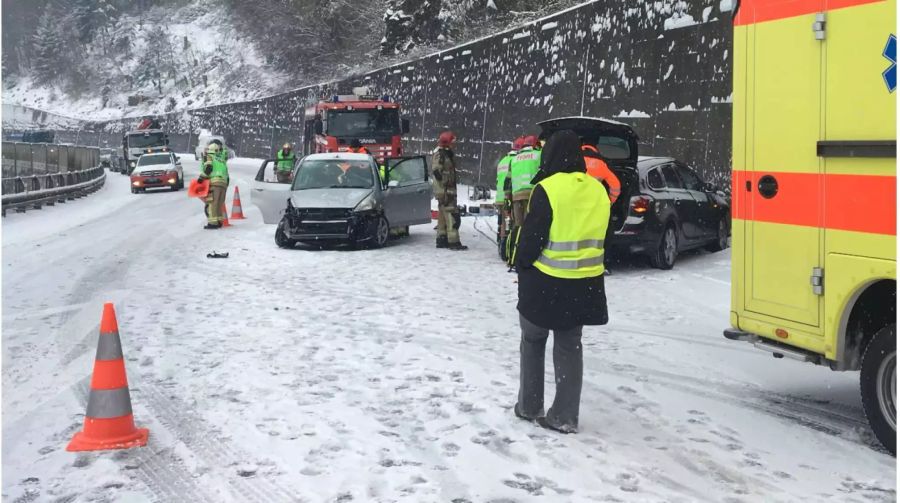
7,0,733,189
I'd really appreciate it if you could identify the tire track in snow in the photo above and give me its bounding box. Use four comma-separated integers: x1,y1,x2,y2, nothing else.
73,378,214,503
416,332,870,445
589,359,871,439
135,379,304,502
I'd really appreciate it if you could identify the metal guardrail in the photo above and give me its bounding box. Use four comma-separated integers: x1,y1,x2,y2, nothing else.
1,142,107,216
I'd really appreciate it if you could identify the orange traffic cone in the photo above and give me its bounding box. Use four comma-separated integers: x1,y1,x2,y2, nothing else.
220,203,231,227
67,303,149,452
230,186,246,220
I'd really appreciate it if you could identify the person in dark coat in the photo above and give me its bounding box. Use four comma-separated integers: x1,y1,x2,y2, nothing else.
513,129,610,433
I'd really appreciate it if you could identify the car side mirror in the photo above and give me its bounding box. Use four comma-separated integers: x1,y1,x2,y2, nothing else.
401,119,410,134
387,180,400,188
703,182,716,192
175,155,180,161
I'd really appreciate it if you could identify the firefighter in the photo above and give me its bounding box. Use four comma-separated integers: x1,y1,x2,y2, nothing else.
509,135,541,228
275,143,295,184
210,139,229,160
513,129,609,433
348,138,371,155
495,137,523,249
581,140,621,204
198,143,230,229
347,139,387,182
431,131,467,250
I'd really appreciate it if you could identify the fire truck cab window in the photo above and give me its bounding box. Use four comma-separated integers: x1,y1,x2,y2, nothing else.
127,132,166,148
326,109,400,137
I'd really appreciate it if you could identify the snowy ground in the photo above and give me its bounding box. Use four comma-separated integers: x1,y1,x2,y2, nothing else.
2,157,895,502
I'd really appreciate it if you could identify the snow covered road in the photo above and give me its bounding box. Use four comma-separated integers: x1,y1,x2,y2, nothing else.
2,157,895,502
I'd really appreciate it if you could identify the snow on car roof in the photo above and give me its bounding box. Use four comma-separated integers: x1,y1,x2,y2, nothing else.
303,152,374,162
538,115,632,127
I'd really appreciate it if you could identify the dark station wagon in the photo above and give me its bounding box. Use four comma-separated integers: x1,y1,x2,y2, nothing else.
538,117,730,269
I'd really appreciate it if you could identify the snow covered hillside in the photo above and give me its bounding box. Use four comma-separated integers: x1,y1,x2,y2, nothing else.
2,157,894,502
2,0,290,121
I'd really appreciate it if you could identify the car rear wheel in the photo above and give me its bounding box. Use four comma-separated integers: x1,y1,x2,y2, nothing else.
705,217,729,252
650,225,678,270
275,219,297,249
861,323,896,455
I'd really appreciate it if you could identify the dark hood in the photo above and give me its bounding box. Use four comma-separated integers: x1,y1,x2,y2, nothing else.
533,129,586,185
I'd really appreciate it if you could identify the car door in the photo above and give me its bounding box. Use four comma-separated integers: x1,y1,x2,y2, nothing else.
675,163,717,239
173,153,183,180
249,159,292,224
383,156,432,226
660,163,701,241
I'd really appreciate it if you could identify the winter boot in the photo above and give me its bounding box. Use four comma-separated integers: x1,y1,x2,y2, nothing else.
436,235,449,248
204,223,221,230
448,242,468,251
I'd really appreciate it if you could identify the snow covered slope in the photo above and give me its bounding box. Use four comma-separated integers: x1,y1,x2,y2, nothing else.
1,157,893,502
3,1,290,121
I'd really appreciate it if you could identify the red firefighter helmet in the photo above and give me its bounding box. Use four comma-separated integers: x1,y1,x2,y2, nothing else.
438,131,456,147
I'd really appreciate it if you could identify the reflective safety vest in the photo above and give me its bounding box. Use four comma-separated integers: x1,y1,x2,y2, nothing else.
582,145,621,203
379,165,386,182
204,156,230,186
276,150,295,171
495,152,516,203
531,172,610,279
511,147,541,197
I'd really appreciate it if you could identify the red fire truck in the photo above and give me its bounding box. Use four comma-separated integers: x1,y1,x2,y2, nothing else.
302,88,410,163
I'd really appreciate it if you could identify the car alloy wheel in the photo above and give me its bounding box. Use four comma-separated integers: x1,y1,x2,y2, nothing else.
663,227,677,267
374,216,390,248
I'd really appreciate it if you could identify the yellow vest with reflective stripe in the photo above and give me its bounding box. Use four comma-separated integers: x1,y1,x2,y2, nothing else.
530,171,610,279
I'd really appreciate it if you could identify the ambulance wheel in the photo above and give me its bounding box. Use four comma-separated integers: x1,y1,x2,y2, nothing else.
860,323,896,455
650,225,677,270
275,219,297,249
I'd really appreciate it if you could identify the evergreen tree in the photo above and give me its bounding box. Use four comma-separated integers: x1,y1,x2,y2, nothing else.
32,9,64,82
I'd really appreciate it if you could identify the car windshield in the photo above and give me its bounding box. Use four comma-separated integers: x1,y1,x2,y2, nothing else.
293,160,375,190
326,109,400,137
137,154,171,166
128,132,166,148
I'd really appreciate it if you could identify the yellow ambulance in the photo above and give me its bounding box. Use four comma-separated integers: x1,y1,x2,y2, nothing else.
726,0,897,454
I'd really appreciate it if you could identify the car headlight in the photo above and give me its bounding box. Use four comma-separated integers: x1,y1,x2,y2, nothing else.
354,193,376,212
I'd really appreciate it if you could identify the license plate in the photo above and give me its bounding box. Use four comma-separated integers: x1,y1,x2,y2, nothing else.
145,178,160,183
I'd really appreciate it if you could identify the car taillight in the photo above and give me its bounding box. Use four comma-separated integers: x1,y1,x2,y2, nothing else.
630,195,653,214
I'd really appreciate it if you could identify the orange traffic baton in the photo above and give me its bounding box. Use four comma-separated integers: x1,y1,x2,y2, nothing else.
231,186,246,220
67,303,149,452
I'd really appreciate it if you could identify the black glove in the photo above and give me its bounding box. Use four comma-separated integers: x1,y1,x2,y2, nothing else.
203,164,212,176
432,169,442,182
